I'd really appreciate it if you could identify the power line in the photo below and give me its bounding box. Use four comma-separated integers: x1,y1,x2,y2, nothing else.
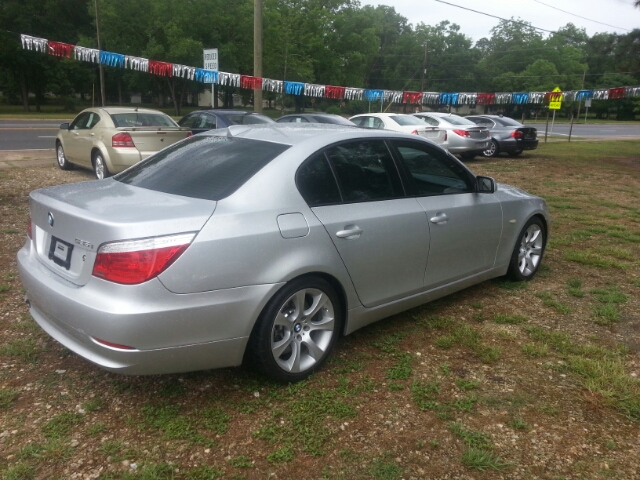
532,0,630,32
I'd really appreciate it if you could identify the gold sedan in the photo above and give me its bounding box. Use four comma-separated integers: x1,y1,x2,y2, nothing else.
55,107,192,179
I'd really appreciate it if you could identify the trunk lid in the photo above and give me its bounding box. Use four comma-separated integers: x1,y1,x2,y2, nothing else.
119,127,191,158
516,127,537,140
29,179,215,286
465,126,490,140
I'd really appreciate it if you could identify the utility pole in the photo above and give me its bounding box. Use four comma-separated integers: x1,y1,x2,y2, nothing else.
420,40,428,93
254,0,263,113
94,0,106,107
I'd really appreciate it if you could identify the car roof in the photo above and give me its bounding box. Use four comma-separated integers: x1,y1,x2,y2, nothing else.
351,113,412,118
201,123,416,147
190,110,259,116
91,107,169,115
420,112,462,118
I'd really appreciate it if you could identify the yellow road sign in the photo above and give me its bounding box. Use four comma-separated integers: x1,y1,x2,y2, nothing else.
549,86,562,110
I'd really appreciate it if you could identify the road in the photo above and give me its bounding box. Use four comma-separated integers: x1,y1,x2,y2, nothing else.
525,123,640,138
0,119,71,151
0,119,638,151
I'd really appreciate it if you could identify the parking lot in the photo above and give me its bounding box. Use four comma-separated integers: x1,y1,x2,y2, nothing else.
1,140,639,479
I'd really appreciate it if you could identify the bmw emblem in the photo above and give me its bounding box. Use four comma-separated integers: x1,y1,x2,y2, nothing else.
294,323,302,333
48,212,54,227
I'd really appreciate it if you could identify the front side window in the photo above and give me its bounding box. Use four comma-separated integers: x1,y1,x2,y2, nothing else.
389,115,425,126
116,135,289,201
418,115,439,126
178,114,198,128
392,140,472,196
325,140,403,203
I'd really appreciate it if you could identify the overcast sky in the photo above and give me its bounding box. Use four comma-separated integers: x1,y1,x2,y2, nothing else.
360,0,639,42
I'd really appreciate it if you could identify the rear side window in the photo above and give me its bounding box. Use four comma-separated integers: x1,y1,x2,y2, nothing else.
111,113,177,128
115,135,289,201
494,117,522,127
326,140,403,203
296,153,341,206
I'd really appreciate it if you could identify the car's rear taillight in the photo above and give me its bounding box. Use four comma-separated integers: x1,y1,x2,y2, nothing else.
92,233,196,285
27,217,32,239
511,130,523,139
112,132,135,148
186,132,193,137
411,130,419,135
453,129,471,137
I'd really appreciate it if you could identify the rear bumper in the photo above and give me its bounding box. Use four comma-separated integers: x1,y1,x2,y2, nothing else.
497,138,538,152
17,242,282,375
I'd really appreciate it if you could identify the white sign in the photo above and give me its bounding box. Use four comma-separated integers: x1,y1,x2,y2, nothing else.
203,48,218,71
585,98,592,107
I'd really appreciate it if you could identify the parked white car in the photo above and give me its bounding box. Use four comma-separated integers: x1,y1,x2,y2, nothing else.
349,113,446,146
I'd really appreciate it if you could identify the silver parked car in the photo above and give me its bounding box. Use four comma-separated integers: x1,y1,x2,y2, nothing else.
349,113,446,147
56,107,192,179
18,124,549,382
413,112,490,160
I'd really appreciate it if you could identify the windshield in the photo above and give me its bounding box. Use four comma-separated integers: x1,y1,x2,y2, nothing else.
389,115,426,126
115,135,289,201
439,115,477,126
111,113,177,128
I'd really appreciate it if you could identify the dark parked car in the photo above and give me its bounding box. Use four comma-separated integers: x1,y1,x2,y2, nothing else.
466,115,538,158
276,113,356,126
178,109,274,134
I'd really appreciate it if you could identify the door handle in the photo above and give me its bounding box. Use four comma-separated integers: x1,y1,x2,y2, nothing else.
336,226,363,239
430,213,448,224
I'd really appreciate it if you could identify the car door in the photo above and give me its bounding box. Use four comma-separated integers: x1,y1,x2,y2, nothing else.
390,140,503,289
65,111,101,166
298,140,431,307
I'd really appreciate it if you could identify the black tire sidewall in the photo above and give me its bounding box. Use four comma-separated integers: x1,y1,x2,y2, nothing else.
508,217,546,281
250,276,342,383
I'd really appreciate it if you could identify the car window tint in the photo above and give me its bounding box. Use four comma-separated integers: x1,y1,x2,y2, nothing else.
70,112,92,130
178,114,198,128
202,115,216,129
350,117,364,127
326,140,403,203
296,152,341,207
293,117,309,123
115,136,290,201
390,115,425,126
373,117,385,129
418,115,439,126
469,117,493,128
87,112,101,128
493,117,523,127
441,115,477,126
111,113,176,128
392,140,472,196
243,114,274,124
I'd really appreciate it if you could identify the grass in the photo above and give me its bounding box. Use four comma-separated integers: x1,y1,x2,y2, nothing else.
0,388,19,409
41,413,82,439
534,292,571,314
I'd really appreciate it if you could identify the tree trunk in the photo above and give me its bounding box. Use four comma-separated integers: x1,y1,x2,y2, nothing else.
20,70,30,112
167,78,179,116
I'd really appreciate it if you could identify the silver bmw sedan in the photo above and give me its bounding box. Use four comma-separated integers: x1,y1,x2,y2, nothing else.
18,124,549,382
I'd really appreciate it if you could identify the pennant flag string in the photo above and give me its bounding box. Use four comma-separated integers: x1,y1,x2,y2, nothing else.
18,33,640,106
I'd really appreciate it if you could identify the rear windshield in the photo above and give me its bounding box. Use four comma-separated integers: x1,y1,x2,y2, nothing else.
493,117,523,127
225,113,274,125
389,115,425,126
115,135,290,201
111,113,177,128
440,115,477,126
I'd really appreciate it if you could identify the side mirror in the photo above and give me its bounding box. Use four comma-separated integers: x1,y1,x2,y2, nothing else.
59,122,70,130
476,176,496,193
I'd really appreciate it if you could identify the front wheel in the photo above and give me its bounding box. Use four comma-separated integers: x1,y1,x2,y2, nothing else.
56,143,73,170
507,217,546,281
249,276,342,382
483,139,499,157
93,151,110,180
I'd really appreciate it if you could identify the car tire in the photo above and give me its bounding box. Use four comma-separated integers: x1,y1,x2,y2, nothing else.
56,143,73,170
507,217,546,281
483,139,499,157
508,150,523,157
249,276,342,382
93,151,110,180
460,152,476,160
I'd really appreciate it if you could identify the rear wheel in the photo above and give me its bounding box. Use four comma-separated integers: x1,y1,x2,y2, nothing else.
93,151,110,180
56,143,73,170
249,276,342,382
508,150,523,157
483,139,499,157
507,217,546,281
